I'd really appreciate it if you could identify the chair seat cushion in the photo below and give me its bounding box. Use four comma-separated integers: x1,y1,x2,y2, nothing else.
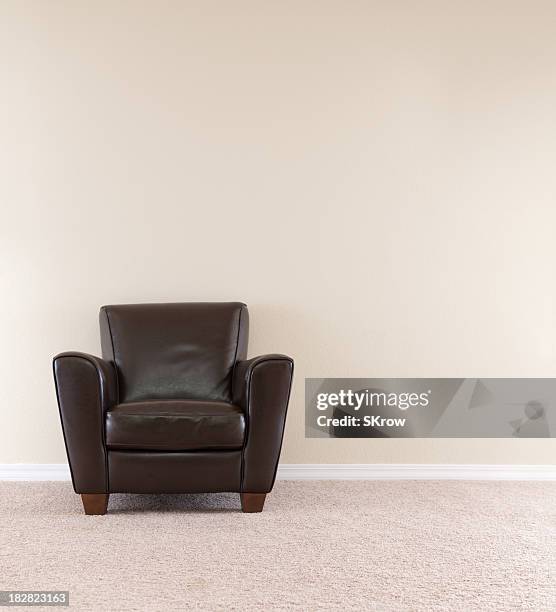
105,400,245,451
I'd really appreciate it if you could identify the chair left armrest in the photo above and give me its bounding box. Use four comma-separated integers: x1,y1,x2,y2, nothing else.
233,355,294,493
53,351,117,493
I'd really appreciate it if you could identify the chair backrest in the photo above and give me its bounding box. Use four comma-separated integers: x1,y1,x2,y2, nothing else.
100,302,248,403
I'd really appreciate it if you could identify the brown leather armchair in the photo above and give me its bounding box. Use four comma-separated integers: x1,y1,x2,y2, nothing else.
53,303,293,515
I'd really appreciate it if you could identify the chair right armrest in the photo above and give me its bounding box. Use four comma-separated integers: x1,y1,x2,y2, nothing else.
233,355,294,493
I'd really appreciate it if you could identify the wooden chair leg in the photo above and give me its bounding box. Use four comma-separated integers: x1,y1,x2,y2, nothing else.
240,493,266,513
81,494,109,515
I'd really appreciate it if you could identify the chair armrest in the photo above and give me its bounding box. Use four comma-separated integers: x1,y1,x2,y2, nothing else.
233,355,294,493
53,352,118,493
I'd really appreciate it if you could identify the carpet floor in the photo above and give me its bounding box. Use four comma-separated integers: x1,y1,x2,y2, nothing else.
1,481,555,611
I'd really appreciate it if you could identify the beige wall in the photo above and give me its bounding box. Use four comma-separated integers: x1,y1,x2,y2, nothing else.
2,1,556,464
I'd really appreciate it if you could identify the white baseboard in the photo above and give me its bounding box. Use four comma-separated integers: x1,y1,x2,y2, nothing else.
277,464,556,480
0,464,72,481
1,463,556,481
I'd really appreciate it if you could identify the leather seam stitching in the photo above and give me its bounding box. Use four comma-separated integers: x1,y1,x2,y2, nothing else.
230,305,244,401
105,444,243,450
104,308,120,404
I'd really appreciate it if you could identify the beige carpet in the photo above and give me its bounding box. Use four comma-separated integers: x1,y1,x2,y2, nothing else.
1,481,556,611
